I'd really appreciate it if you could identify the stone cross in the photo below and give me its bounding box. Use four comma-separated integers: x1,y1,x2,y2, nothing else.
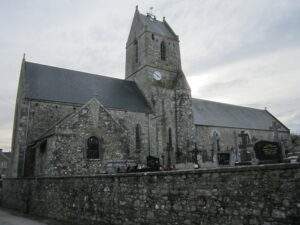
270,121,281,142
238,131,252,163
238,131,249,149
212,131,220,153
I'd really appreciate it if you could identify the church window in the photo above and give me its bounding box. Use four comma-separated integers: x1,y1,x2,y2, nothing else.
161,41,166,61
151,33,155,40
40,140,47,153
134,39,138,63
87,136,100,159
135,124,142,151
168,127,172,147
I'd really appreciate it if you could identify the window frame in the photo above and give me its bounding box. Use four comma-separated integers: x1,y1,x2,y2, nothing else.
86,136,101,160
135,124,142,152
160,41,166,61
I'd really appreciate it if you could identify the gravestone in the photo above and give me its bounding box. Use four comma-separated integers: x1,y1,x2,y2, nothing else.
147,156,160,171
217,153,230,165
237,131,252,165
254,140,282,164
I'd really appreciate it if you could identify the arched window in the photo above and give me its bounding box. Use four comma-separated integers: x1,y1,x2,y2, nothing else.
161,41,166,61
134,39,138,63
40,140,47,153
87,136,100,159
135,124,142,151
168,127,172,147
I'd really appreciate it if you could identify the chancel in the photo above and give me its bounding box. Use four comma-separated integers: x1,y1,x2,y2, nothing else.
9,6,292,177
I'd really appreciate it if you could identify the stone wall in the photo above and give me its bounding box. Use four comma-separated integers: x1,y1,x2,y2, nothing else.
14,95,156,177
2,163,299,225
30,99,132,177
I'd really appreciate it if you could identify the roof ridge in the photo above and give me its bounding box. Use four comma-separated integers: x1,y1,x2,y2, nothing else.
25,61,132,83
192,98,266,112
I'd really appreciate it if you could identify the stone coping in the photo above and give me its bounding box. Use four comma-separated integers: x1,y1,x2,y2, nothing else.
4,163,300,180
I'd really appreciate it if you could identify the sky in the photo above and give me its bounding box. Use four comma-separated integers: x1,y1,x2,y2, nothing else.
0,0,299,151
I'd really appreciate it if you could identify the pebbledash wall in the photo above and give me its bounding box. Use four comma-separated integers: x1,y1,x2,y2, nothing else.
2,163,300,225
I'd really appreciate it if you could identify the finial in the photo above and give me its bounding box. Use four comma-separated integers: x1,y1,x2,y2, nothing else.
264,107,267,110
23,53,26,60
135,5,138,11
163,16,166,22
147,7,156,20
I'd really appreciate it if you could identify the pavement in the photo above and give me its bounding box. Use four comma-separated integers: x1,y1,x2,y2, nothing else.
0,208,70,225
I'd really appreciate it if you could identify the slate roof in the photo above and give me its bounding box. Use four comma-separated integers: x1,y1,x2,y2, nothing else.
192,98,289,131
24,61,150,113
139,14,176,39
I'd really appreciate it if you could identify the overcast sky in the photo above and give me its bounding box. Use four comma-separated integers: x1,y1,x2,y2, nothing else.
0,0,299,151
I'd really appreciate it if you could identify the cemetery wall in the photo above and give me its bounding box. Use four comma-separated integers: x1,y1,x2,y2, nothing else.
2,163,300,225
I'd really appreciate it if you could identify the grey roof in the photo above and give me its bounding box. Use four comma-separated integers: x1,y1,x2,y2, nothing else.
192,98,288,131
24,61,150,113
139,14,176,39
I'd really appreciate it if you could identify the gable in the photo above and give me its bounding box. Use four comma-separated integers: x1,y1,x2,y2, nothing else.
192,99,289,132
24,61,150,113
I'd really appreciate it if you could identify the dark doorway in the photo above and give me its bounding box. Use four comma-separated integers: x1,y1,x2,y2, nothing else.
24,147,36,177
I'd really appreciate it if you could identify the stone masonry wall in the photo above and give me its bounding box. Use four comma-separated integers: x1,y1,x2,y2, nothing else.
16,98,156,177
195,125,291,164
32,99,130,177
2,163,300,225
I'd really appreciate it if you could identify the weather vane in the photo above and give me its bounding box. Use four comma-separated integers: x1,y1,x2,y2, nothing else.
147,6,156,20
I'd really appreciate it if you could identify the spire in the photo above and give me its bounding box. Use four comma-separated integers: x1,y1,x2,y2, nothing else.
135,5,138,11
22,53,26,61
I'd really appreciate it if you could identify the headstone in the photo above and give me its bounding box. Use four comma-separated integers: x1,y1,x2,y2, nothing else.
254,140,282,164
212,131,220,152
147,156,160,171
270,121,281,142
217,153,230,165
237,131,253,165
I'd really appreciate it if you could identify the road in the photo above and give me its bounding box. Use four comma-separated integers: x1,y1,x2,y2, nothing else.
0,208,69,225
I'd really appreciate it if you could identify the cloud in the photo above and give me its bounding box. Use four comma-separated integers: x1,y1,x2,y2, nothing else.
188,47,300,133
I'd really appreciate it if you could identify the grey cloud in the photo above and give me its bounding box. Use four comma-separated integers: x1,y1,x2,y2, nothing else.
196,78,247,98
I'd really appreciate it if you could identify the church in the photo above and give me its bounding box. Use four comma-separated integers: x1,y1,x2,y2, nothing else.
10,7,291,177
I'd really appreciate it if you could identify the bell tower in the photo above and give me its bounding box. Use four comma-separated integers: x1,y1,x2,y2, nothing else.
125,6,181,80
125,6,195,166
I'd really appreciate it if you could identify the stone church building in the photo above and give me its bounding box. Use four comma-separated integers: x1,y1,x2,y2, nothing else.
10,7,290,177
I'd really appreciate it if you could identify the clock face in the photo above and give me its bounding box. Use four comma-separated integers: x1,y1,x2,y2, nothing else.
153,71,162,81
